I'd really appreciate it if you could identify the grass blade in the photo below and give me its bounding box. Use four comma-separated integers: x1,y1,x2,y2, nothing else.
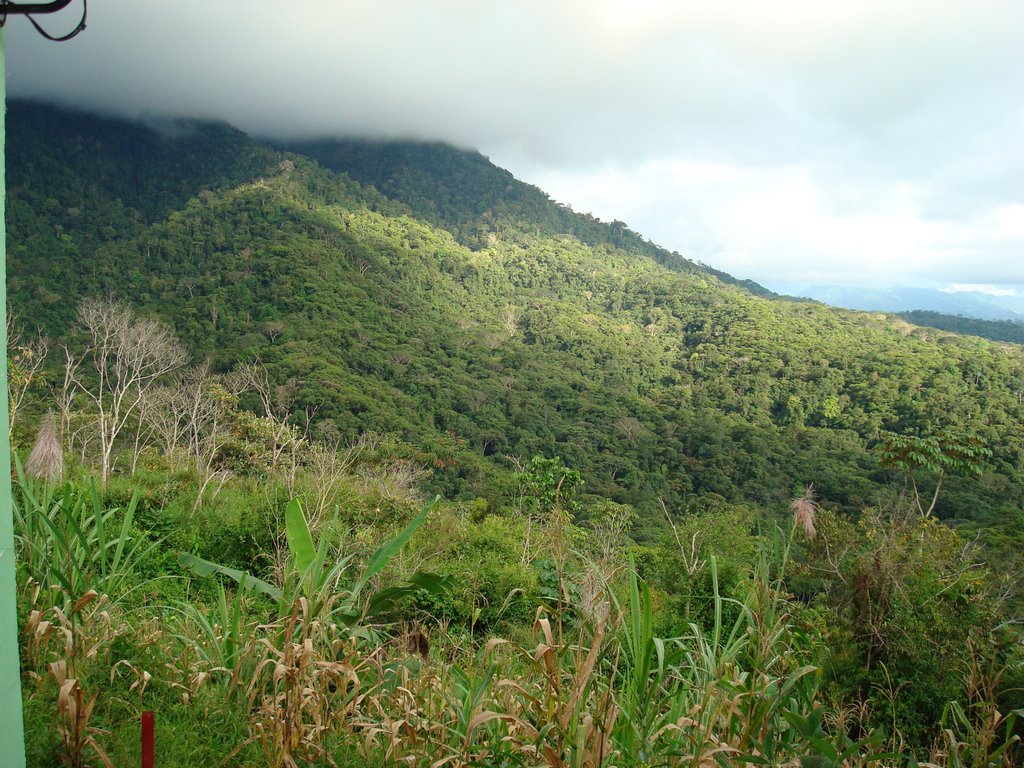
178,552,282,601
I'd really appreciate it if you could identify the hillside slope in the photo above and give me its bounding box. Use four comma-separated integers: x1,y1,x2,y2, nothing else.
284,137,775,297
897,310,1024,344
7,102,1024,539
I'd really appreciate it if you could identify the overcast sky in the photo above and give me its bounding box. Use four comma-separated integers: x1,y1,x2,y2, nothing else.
6,0,1024,290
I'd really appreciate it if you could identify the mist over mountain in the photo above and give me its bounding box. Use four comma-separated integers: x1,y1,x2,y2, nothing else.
9,1,1024,291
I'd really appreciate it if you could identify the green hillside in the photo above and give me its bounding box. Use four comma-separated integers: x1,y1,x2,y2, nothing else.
7,101,1024,764
898,309,1024,344
284,137,775,296
8,101,1024,536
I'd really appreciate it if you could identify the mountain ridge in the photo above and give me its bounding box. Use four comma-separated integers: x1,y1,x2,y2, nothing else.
279,137,776,297
7,100,1024,538
771,283,1024,321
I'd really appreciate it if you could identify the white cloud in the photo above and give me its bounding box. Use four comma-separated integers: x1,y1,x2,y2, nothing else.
944,284,1022,297
515,159,1024,287
6,0,1024,287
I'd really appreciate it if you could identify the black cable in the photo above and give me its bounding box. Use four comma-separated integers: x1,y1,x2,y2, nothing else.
0,0,86,41
0,1,73,13
26,0,85,40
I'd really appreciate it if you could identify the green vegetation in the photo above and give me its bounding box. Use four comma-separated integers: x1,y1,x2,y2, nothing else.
10,103,1024,536
11,447,1022,765
6,101,1024,764
897,310,1024,345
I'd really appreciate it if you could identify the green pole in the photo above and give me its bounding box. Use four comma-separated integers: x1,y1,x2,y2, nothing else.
0,28,28,768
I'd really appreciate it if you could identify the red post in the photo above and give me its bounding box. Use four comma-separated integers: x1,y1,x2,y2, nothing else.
141,710,154,768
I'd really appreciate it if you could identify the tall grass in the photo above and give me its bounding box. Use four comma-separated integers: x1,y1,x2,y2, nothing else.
13,467,150,768
13,475,1022,766
13,462,160,610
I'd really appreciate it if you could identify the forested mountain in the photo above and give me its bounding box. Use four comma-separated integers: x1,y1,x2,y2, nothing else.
8,100,1024,541
281,138,776,297
897,310,1024,345
9,100,1024,763
8,101,278,225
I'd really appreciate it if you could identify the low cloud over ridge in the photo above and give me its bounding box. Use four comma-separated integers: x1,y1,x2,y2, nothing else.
7,0,1024,288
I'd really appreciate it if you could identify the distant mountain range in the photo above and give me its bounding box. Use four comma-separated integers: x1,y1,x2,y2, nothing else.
769,284,1024,321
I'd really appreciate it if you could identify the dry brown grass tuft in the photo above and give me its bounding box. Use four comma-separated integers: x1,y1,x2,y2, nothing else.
791,484,818,540
25,410,64,482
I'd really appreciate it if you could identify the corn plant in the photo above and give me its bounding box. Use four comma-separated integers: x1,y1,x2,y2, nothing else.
50,666,113,768
23,586,121,768
933,701,1022,768
492,600,617,768
356,651,515,767
171,580,256,698
612,562,683,764
245,597,364,768
13,464,160,609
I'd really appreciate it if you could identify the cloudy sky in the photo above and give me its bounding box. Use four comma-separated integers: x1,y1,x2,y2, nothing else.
6,0,1024,290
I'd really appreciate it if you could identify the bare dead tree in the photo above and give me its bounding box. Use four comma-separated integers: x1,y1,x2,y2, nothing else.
303,437,362,529
231,360,302,476
501,305,518,337
66,299,188,481
264,321,285,343
615,416,644,448
7,311,50,437
128,407,156,476
142,384,187,463
182,362,228,471
142,361,240,510
67,411,100,467
356,460,428,505
588,501,636,572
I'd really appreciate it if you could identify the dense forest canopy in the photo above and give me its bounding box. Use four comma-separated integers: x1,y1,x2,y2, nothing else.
9,101,1024,539
897,310,1024,345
